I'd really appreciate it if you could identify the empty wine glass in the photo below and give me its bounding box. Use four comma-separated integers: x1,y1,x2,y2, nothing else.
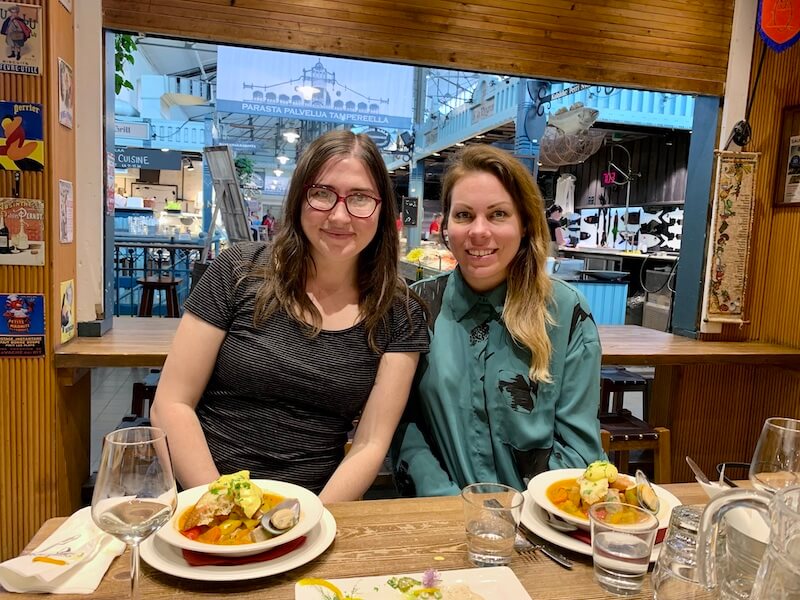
749,417,800,493
91,426,177,599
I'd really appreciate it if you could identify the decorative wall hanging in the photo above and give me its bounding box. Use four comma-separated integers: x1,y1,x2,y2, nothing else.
702,151,758,324
0,197,44,265
0,293,44,357
758,0,800,52
0,3,42,75
60,279,75,344
775,105,800,205
58,179,73,243
0,101,44,170
58,58,73,128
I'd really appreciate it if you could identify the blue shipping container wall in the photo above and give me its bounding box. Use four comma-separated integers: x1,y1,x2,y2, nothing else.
572,282,628,325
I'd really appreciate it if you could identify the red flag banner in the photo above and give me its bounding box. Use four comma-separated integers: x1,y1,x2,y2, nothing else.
758,0,800,52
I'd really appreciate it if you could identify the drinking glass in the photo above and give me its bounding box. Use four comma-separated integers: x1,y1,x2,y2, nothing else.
589,502,659,596
652,505,718,599
461,483,524,567
91,426,177,599
749,417,800,492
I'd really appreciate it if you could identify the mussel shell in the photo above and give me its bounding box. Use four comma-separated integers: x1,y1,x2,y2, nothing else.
635,469,660,513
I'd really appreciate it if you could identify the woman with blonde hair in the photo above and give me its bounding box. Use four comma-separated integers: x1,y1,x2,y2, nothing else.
151,130,428,502
392,145,603,496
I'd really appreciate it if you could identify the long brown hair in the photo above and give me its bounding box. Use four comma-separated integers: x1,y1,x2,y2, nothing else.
253,129,413,350
440,145,554,382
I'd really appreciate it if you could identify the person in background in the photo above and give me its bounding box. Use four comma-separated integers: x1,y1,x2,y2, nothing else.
391,145,604,496
546,204,565,255
427,212,443,240
261,209,276,240
151,130,429,502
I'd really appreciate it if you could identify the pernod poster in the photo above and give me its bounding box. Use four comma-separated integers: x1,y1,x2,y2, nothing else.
0,101,44,170
216,46,413,130
0,197,44,265
0,3,42,76
60,279,75,344
0,293,45,357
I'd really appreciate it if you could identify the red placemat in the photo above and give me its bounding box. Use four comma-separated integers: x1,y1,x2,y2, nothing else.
568,528,666,545
181,536,307,566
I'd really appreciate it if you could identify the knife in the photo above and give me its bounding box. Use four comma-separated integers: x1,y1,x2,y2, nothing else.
517,522,573,569
685,456,710,485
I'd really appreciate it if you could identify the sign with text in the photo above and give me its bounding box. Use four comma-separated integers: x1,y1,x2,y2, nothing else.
114,147,182,171
601,170,618,187
114,120,150,140
402,197,418,226
0,293,44,357
217,46,413,129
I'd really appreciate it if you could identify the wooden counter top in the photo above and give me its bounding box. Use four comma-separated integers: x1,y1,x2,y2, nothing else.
1,482,712,600
55,317,800,370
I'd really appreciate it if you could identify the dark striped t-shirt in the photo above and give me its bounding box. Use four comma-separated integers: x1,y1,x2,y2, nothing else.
183,243,429,493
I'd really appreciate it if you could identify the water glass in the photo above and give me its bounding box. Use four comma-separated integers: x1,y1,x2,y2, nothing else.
589,501,659,596
461,483,524,567
653,505,718,599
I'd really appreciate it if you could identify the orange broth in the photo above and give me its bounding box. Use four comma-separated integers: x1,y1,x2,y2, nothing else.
178,491,286,545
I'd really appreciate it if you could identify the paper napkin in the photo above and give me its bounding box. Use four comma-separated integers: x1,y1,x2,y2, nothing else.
0,506,125,594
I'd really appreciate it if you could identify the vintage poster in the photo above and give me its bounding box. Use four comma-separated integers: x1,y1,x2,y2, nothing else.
0,197,44,265
0,101,44,170
0,3,42,76
785,135,800,204
58,58,73,128
58,0,71,12
58,179,73,243
59,279,75,344
703,152,758,324
0,293,44,357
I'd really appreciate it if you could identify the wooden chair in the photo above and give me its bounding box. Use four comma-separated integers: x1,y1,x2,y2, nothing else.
600,424,671,483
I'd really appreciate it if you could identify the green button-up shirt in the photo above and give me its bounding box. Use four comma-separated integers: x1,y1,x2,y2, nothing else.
391,268,605,496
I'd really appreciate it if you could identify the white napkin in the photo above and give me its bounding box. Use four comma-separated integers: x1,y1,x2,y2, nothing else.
696,479,770,543
0,506,125,594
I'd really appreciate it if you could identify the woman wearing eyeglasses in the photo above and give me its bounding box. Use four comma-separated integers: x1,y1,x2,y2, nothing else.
151,130,428,502
391,145,604,497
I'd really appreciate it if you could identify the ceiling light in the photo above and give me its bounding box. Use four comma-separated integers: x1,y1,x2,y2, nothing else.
283,131,300,143
272,179,278,185
276,155,289,165
295,85,319,101
475,134,486,139
432,152,441,157
161,147,170,152
273,168,284,177
455,142,465,147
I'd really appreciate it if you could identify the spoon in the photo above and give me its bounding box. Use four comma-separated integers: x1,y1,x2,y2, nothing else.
535,504,578,532
260,498,301,536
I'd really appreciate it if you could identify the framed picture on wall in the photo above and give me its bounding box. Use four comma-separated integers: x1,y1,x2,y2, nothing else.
775,105,800,206
58,58,74,128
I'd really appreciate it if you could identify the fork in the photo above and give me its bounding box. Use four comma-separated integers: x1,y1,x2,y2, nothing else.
514,533,540,563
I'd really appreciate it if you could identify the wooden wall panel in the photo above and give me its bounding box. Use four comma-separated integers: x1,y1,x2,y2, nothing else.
0,0,87,561
101,0,734,95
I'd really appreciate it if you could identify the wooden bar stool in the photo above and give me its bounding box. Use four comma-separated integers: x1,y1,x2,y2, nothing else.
136,275,183,317
600,423,671,483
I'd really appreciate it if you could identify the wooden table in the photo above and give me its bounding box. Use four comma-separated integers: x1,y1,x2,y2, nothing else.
55,317,800,371
0,483,709,600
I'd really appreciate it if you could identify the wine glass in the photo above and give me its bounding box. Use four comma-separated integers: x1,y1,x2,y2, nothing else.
749,417,800,492
91,426,177,599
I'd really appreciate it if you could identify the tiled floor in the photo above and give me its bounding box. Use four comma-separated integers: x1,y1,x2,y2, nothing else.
90,367,152,471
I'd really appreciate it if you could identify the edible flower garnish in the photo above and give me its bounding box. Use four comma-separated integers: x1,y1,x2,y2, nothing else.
422,568,441,588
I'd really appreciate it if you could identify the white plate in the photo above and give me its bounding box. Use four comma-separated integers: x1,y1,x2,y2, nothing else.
294,566,531,599
156,479,324,557
521,491,664,562
141,509,336,581
527,468,681,531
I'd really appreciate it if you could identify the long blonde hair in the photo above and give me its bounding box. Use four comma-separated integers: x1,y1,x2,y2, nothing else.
440,145,554,382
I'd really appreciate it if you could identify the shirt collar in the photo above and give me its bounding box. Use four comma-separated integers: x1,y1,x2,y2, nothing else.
447,267,508,322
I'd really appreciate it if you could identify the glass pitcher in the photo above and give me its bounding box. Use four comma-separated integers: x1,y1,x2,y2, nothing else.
696,485,800,599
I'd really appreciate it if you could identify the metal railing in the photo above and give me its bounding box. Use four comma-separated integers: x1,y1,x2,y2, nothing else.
113,241,204,317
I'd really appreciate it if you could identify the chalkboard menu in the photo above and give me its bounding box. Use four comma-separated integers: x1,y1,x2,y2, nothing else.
402,197,418,226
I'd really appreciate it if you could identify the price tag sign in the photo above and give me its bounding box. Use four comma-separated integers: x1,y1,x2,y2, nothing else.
601,170,617,187
402,197,418,226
